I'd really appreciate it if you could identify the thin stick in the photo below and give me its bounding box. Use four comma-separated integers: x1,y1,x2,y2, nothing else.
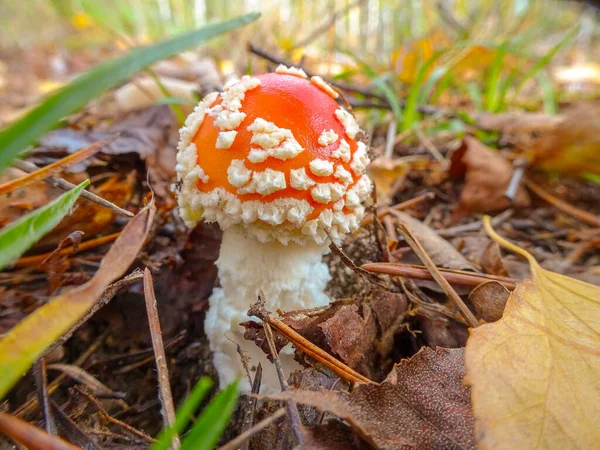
249,302,371,384
436,209,514,238
525,178,600,228
361,192,435,227
143,268,180,450
262,318,305,448
217,408,286,450
77,387,155,444
415,128,446,166
2,138,114,196
396,223,480,328
13,159,133,217
33,359,56,436
504,159,527,201
361,262,517,290
13,232,121,268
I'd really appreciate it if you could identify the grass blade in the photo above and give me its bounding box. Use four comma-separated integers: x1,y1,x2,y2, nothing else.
0,179,89,271
150,377,214,450
181,381,240,450
0,12,260,173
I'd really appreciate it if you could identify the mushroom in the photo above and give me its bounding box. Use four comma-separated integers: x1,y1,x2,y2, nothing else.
175,66,372,392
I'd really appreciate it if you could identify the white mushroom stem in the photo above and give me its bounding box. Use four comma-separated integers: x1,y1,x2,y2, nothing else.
205,225,331,393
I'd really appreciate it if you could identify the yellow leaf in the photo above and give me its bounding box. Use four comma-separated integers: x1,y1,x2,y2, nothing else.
367,157,410,204
464,217,600,450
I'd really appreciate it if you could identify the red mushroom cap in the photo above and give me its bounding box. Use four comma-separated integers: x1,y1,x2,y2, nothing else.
176,67,372,244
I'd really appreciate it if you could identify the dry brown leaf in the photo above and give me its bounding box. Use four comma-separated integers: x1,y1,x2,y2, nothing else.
464,217,600,449
528,103,600,175
269,347,475,450
468,281,510,323
449,137,530,215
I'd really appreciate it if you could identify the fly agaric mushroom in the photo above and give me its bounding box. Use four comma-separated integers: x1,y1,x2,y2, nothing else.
175,66,372,392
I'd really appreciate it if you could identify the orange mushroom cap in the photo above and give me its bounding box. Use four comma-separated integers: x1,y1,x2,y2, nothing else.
176,67,372,244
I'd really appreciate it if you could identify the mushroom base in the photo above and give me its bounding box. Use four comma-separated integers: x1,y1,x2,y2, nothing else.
205,225,331,393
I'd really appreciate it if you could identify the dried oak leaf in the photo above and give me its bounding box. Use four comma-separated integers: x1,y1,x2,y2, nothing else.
465,219,600,449
269,347,475,450
449,137,530,216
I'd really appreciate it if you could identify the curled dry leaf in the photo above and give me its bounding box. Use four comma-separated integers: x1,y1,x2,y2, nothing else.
449,137,530,216
468,281,510,323
465,217,600,449
268,347,475,450
528,103,600,175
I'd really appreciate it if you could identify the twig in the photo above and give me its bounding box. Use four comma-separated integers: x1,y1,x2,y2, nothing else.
143,268,180,450
247,43,446,117
218,408,286,450
33,359,56,436
13,159,133,217
504,158,528,201
525,178,600,228
239,364,262,450
261,308,305,449
360,192,435,227
247,42,384,101
51,400,102,450
14,232,121,268
248,300,371,384
361,262,517,290
415,128,447,167
436,209,514,238
396,223,480,328
2,137,114,196
0,411,80,450
76,386,155,444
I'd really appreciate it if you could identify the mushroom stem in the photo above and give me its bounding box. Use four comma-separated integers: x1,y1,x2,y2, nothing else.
205,225,331,393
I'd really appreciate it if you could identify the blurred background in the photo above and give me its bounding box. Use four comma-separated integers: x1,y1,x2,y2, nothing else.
0,1,598,126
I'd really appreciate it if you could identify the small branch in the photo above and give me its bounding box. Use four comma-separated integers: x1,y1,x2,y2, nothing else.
218,408,286,450
33,359,56,436
415,128,447,167
361,262,516,290
504,158,528,201
361,192,435,227
239,364,262,450
14,232,121,268
13,159,133,217
396,223,480,328
525,178,600,228
77,387,155,444
143,268,179,450
436,209,514,238
248,300,371,384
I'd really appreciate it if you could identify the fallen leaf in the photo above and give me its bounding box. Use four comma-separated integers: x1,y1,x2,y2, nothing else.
269,347,475,450
367,157,409,204
449,137,530,215
468,281,510,323
480,240,510,277
0,200,155,399
464,217,600,449
528,103,600,175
